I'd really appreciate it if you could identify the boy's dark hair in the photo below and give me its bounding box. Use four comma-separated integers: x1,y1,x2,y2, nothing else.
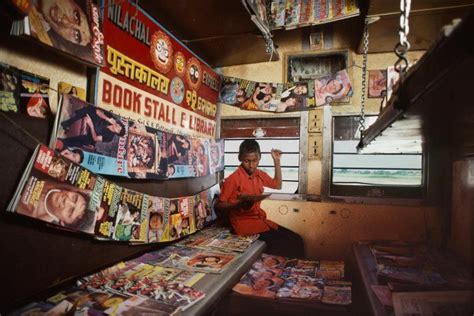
239,139,261,158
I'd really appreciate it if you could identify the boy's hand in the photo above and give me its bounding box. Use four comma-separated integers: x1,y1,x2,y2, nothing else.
271,149,282,162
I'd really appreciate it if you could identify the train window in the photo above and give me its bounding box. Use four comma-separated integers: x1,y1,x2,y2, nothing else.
331,115,424,199
221,118,301,194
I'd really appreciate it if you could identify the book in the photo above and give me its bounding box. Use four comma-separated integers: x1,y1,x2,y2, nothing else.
238,193,272,203
10,0,105,67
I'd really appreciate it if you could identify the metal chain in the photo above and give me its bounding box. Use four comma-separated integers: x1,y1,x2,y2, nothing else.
394,0,412,74
359,20,369,136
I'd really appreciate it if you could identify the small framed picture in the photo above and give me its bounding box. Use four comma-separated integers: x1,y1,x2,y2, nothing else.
309,31,324,51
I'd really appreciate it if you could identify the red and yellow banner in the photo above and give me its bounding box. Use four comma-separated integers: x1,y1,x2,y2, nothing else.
97,0,220,138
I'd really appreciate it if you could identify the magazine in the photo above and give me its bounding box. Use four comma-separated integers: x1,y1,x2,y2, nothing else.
19,69,51,119
10,0,105,67
0,63,20,113
104,295,179,316
147,196,169,243
391,291,473,316
7,144,103,234
316,260,345,280
321,281,352,305
314,69,353,106
233,269,284,299
51,94,129,177
276,275,324,301
58,81,86,101
368,69,387,98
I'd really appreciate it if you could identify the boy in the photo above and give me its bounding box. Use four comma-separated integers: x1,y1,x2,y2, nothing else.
216,139,304,258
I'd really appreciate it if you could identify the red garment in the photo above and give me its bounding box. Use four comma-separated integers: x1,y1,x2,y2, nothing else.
219,165,279,235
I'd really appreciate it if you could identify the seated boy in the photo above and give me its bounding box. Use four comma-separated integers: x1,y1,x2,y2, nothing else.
216,139,304,258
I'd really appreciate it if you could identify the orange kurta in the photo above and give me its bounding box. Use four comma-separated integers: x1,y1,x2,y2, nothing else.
219,166,279,235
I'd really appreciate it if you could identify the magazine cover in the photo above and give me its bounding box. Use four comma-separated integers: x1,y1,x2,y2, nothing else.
233,268,284,298
314,69,353,106
128,121,169,179
104,294,179,316
52,94,129,177
270,0,286,29
147,196,169,243
316,260,345,280
190,138,210,177
94,180,122,239
368,69,387,98
185,251,237,273
218,76,254,107
167,134,196,178
19,69,50,119
194,190,213,230
16,0,104,67
240,82,284,112
209,139,225,174
58,81,86,101
8,144,102,234
112,189,148,242
276,81,315,112
386,66,400,101
276,275,324,301
321,281,352,305
0,63,20,113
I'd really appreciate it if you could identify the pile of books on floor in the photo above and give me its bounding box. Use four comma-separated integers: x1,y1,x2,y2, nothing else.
10,227,259,315
233,253,351,305
362,240,473,313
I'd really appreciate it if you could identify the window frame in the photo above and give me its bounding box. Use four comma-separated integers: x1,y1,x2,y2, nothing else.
220,113,308,196
324,113,426,204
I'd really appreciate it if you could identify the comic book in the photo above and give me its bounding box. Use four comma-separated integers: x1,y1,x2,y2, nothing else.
51,94,129,177
58,81,86,101
0,62,20,113
18,69,51,119
7,144,103,235
314,69,353,106
10,0,105,67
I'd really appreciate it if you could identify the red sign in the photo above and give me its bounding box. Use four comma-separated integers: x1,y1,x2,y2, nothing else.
97,0,220,137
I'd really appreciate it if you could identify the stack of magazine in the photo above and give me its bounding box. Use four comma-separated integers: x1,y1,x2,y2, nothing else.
7,144,219,243
233,253,351,305
267,0,360,30
50,94,224,179
10,0,105,67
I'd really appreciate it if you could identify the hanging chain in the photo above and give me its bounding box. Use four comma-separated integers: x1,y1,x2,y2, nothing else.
394,0,412,74
359,19,369,136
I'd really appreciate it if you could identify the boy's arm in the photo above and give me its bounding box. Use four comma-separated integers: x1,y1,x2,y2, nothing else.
271,149,282,190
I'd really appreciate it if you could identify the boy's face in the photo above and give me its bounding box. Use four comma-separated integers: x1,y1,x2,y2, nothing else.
239,152,260,175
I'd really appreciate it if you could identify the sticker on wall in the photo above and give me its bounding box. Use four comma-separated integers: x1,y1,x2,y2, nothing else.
186,57,202,91
150,31,173,74
170,77,185,104
174,51,186,77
